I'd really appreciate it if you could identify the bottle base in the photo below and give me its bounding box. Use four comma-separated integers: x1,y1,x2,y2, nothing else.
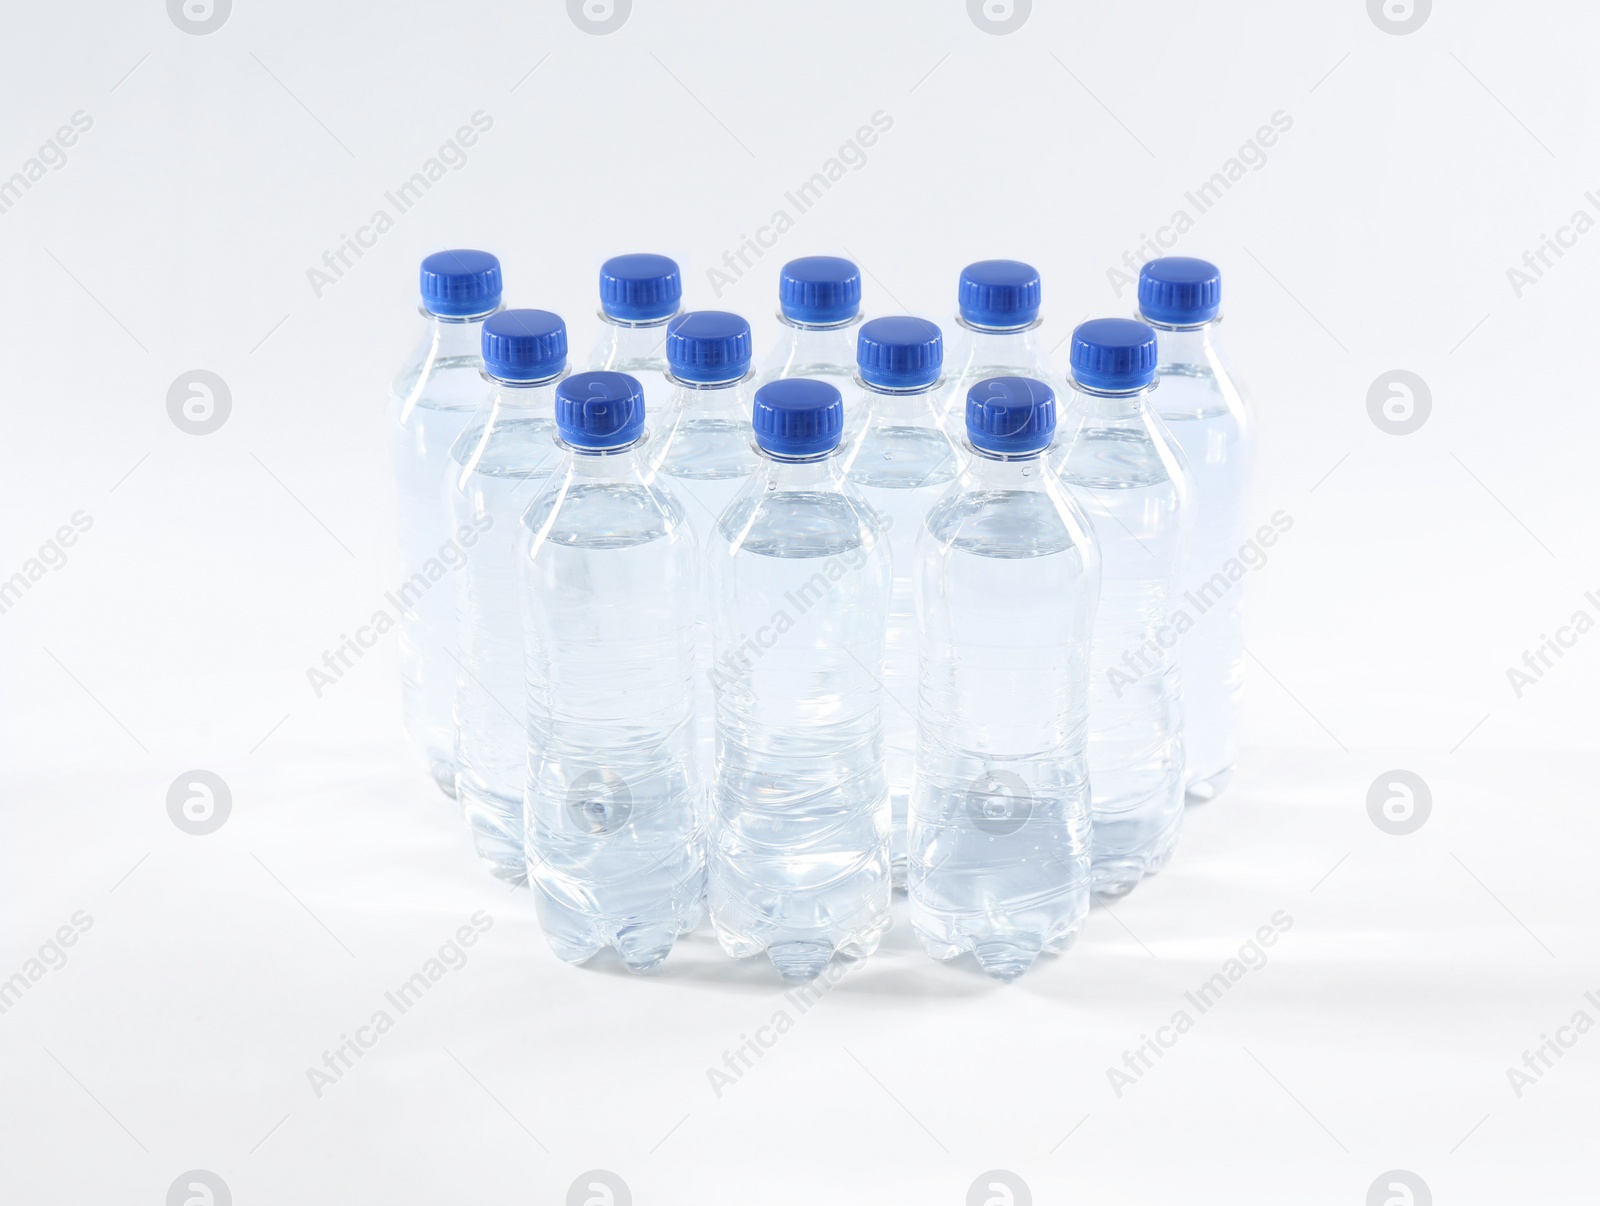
1184,764,1234,806
889,790,909,890
1092,822,1184,900
1091,871,1143,903
459,783,526,887
767,940,837,982
713,913,890,982
1091,782,1187,898
971,936,1042,982
428,755,459,800
910,908,1085,982
530,873,703,974
889,853,908,893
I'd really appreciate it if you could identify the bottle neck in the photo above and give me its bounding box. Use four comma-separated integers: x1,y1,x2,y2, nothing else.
857,378,945,433
667,373,751,413
422,308,493,359
597,311,675,363
759,448,847,487
961,446,1050,488
567,437,650,478
1070,384,1156,425
486,372,564,411
1144,317,1221,370
777,311,860,347
957,319,1046,366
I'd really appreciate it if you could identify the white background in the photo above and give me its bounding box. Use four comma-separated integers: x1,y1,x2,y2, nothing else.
3,1,1598,1202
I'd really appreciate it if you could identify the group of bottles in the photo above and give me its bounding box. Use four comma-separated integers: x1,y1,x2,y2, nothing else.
387,249,1253,981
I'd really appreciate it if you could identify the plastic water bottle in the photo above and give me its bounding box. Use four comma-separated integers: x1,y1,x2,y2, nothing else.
938,260,1055,434
706,378,893,980
587,253,681,415
840,317,960,886
387,249,502,796
448,309,569,883
650,311,759,536
909,377,1098,981
520,372,705,972
1050,320,1190,898
648,311,759,780
755,257,863,434
1137,257,1255,804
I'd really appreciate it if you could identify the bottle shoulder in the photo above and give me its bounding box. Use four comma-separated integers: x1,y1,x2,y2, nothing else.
1050,412,1190,496
1150,345,1252,424
587,318,673,375
921,476,1096,564
843,402,964,490
939,328,1055,389
522,472,696,555
722,491,883,558
450,411,560,480
390,315,483,419
647,385,760,480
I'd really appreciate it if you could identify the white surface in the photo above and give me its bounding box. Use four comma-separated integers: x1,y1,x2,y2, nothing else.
3,1,1597,1202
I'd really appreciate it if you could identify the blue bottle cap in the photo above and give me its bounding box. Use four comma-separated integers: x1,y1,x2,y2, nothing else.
958,259,1041,328
599,253,682,322
779,256,862,325
856,316,943,389
666,311,752,383
481,309,567,381
1138,257,1222,326
555,371,646,449
966,376,1056,455
419,249,502,317
752,378,844,457
1069,318,1158,392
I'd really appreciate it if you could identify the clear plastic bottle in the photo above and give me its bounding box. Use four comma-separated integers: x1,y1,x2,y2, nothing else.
521,372,704,972
1050,320,1190,898
909,377,1098,981
707,378,893,981
840,317,960,887
647,311,759,783
754,256,863,440
386,249,502,796
937,260,1056,436
587,253,681,415
448,309,569,884
1137,257,1255,804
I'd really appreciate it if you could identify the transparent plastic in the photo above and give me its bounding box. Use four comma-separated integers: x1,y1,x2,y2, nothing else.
646,370,760,786
753,313,864,443
707,448,893,980
1146,318,1255,804
841,376,963,887
937,317,1058,437
520,433,705,972
386,306,497,796
1050,381,1191,898
586,311,675,417
909,447,1099,980
448,371,566,883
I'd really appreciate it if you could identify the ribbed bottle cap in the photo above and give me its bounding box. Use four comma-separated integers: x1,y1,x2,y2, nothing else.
419,249,502,317
966,376,1056,455
778,256,861,324
599,253,682,322
856,316,943,389
481,309,567,381
555,372,646,449
958,259,1041,328
666,311,752,383
1069,318,1158,392
752,378,844,457
1138,257,1222,325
